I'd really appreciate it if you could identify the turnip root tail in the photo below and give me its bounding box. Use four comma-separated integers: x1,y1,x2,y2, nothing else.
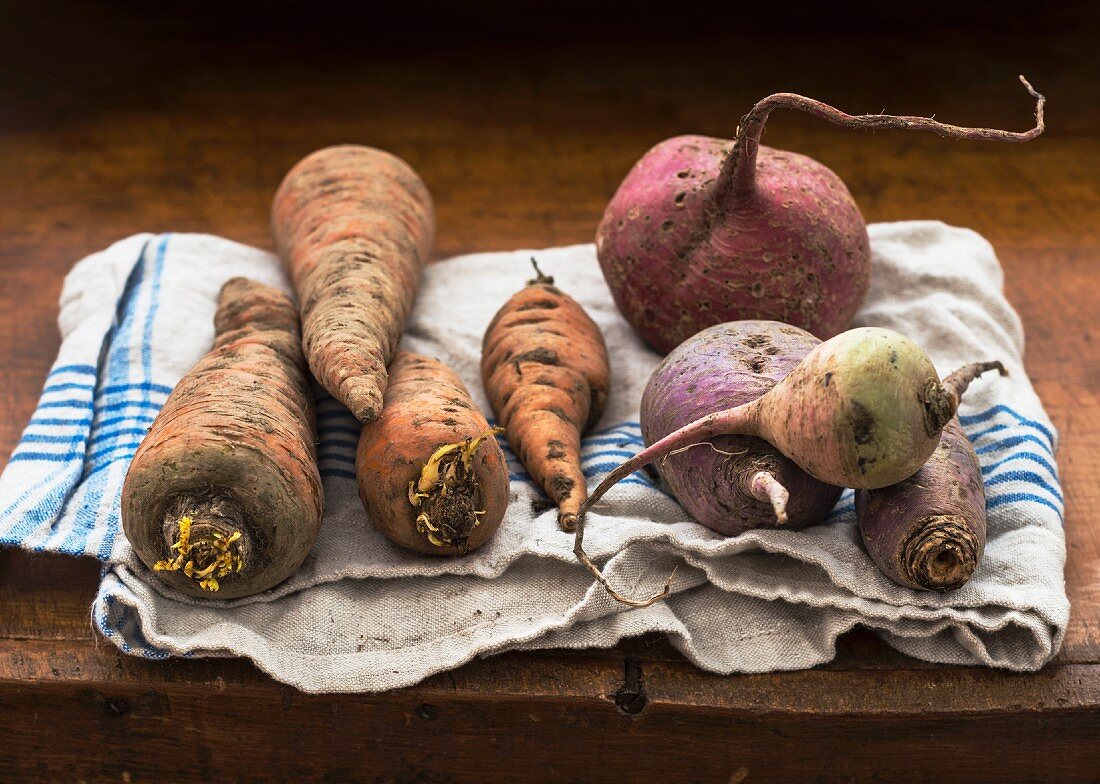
749,471,790,525
572,519,676,608
572,406,756,606
720,75,1045,202
901,515,982,591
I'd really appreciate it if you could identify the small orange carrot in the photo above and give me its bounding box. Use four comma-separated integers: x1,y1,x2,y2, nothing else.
481,261,610,531
122,278,323,599
357,351,509,556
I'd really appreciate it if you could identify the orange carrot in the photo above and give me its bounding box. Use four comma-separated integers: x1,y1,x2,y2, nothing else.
481,261,610,530
271,144,435,422
122,278,323,599
357,351,509,556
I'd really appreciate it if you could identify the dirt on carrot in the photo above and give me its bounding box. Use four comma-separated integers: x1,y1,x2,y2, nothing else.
481,260,610,531
357,351,509,556
122,277,324,600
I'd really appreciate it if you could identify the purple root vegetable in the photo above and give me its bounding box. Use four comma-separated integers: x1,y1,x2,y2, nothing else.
573,326,1005,605
596,77,1045,354
856,417,987,591
641,321,841,535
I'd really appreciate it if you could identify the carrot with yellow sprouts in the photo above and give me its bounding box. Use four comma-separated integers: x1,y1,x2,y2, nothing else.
122,278,323,599
357,351,509,555
481,260,610,531
271,144,435,422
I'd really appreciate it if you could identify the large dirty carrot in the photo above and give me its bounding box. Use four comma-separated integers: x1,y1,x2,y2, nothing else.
122,278,324,600
357,351,509,556
481,261,610,531
271,144,435,422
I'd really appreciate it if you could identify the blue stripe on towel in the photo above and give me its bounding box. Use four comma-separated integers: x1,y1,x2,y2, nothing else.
984,469,1063,503
94,591,171,659
582,433,645,448
56,239,158,555
975,433,1054,456
0,240,154,550
47,364,97,378
581,448,640,462
94,235,171,558
40,382,96,394
986,492,1063,516
982,450,1059,481
958,405,1055,442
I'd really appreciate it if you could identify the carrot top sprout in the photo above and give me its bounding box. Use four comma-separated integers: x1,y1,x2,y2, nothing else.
408,427,505,549
153,514,244,593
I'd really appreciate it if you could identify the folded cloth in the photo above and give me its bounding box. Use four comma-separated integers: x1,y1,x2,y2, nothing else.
0,223,1067,692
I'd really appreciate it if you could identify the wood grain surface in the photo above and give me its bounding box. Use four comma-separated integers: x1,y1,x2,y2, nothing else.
0,1,1097,781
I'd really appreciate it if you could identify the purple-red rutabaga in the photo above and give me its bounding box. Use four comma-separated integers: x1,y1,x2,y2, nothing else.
596,77,1044,353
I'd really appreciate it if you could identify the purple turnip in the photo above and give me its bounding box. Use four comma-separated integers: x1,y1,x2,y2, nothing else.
596,77,1045,354
640,321,841,534
856,417,987,591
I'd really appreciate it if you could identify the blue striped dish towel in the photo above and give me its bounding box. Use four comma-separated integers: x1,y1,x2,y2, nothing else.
0,224,1068,692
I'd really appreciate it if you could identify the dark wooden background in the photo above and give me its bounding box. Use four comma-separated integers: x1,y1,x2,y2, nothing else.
1,1,1098,781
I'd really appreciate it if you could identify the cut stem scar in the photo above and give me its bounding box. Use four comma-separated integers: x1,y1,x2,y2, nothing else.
924,360,1005,435
408,427,505,549
902,514,980,591
153,515,243,592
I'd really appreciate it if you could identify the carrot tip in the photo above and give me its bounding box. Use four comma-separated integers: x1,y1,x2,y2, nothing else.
339,376,384,423
559,512,578,532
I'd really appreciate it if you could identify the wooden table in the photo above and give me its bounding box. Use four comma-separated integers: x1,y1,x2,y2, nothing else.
2,3,1097,781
